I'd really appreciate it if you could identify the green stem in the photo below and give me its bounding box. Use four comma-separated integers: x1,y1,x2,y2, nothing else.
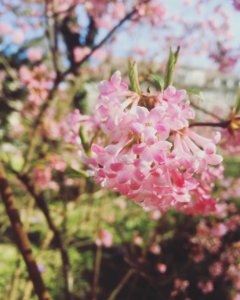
107,270,135,300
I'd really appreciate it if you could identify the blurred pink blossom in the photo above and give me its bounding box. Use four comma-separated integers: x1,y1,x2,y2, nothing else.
156,263,167,273
198,280,214,294
73,47,91,63
0,22,12,34
27,48,43,62
233,0,240,10
96,230,113,248
12,29,25,44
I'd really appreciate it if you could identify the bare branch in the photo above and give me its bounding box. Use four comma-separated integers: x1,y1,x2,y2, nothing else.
0,161,52,300
15,172,72,299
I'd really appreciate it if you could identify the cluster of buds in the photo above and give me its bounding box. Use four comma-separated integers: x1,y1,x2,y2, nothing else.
67,63,223,214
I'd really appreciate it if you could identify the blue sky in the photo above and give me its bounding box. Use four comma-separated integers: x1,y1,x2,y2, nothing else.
1,0,239,74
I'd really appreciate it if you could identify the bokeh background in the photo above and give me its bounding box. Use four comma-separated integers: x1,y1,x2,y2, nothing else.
0,1,240,299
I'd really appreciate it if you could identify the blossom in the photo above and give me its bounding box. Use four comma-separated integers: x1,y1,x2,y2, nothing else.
137,0,166,25
96,229,113,247
0,22,12,35
198,280,214,294
174,278,189,291
209,262,223,277
220,128,240,155
48,155,66,172
156,263,167,273
233,0,240,11
19,64,55,116
73,47,91,63
209,42,238,72
27,48,43,62
32,166,52,189
12,29,25,44
67,71,223,214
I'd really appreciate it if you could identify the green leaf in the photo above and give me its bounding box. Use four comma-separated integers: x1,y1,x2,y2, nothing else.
79,126,90,153
164,46,180,89
10,155,24,172
151,74,164,92
232,90,240,114
128,59,141,94
187,88,201,95
66,167,89,179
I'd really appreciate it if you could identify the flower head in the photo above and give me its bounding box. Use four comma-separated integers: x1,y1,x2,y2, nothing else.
67,71,222,214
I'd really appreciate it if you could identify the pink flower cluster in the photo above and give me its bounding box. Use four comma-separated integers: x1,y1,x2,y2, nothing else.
137,0,166,25
68,71,223,214
220,127,240,155
189,209,240,297
84,0,126,29
19,65,55,116
210,47,238,72
31,155,66,191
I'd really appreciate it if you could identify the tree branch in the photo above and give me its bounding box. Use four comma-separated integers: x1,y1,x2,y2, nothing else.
15,173,72,299
0,161,51,300
63,0,151,77
190,102,224,121
189,120,230,128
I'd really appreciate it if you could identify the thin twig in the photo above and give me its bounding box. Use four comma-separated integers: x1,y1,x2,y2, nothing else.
191,102,224,121
63,0,151,77
92,246,102,300
107,269,135,300
46,0,60,78
189,120,230,128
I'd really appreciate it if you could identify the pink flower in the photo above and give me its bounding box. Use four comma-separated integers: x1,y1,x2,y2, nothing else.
211,223,228,237
112,2,126,19
0,22,12,35
98,71,128,97
12,29,25,44
92,49,107,61
198,280,214,294
220,128,240,155
133,235,143,246
19,64,55,116
233,0,240,10
73,47,91,63
156,263,167,273
27,48,42,62
96,230,113,248
210,43,238,72
137,0,166,25
209,262,223,277
174,278,189,291
68,71,223,214
150,244,161,254
32,166,58,191
48,155,66,172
